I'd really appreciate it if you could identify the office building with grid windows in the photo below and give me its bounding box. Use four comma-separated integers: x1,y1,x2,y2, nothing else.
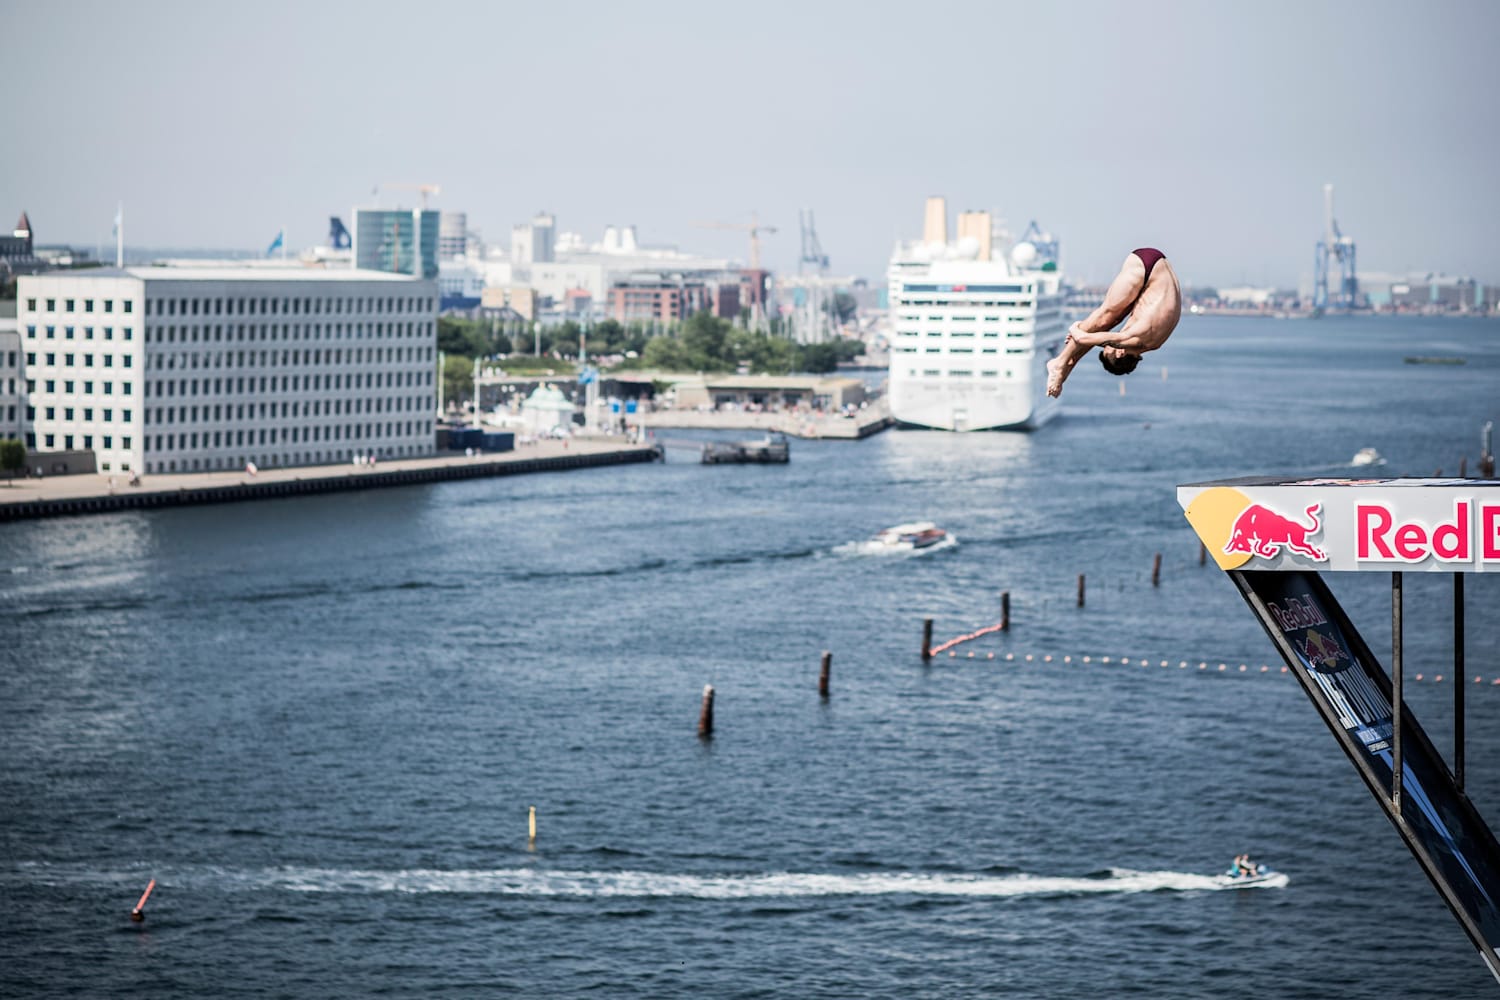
17,267,438,475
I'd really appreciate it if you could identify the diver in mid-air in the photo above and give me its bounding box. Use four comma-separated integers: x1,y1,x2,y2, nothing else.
1046,247,1182,398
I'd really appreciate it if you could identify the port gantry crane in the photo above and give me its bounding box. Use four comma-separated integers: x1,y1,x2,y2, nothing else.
1314,183,1358,313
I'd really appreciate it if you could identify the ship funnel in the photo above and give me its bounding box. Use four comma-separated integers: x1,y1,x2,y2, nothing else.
923,196,948,245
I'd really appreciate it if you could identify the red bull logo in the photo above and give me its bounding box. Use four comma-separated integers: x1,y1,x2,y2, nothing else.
1223,502,1328,562
1299,628,1350,672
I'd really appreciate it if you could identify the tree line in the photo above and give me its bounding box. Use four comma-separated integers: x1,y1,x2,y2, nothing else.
438,312,863,376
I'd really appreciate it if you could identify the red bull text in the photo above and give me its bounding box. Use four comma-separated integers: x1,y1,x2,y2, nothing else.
1357,500,1500,565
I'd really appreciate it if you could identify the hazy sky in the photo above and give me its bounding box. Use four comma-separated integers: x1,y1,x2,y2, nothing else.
6,0,1497,288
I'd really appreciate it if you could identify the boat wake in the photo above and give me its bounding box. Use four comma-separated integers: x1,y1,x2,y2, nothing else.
834,534,959,558
7,863,1284,899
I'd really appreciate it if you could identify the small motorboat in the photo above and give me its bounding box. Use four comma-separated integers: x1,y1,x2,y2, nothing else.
872,521,951,551
1351,447,1383,467
1215,861,1286,888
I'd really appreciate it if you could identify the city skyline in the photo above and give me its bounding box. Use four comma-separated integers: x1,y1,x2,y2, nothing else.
4,0,1498,289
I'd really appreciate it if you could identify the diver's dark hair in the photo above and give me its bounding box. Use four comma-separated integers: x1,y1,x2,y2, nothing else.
1100,351,1140,376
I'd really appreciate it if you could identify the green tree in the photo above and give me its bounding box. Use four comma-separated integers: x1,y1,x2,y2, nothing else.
441,355,474,413
679,312,730,369
437,316,489,357
797,342,840,374
0,438,25,482
641,335,693,371
827,291,858,324
592,318,626,353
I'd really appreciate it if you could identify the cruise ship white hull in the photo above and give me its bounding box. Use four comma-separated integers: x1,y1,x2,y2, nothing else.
889,335,1064,431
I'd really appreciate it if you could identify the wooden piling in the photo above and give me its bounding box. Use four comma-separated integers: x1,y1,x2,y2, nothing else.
819,651,831,698
528,806,537,845
921,618,934,660
698,684,715,737
1077,574,1086,608
1000,592,1011,631
1460,456,1468,478
1152,552,1162,587
1199,542,1207,566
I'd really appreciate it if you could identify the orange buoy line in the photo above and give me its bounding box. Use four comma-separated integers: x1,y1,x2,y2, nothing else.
932,648,1500,685
928,621,1007,656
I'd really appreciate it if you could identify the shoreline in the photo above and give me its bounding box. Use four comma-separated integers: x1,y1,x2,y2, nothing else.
0,437,659,522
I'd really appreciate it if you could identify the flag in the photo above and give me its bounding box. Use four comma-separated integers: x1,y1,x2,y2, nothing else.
266,229,284,256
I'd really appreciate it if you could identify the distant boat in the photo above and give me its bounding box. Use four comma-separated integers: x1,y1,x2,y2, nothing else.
870,521,952,551
701,432,790,464
1351,447,1384,467
1404,356,1465,365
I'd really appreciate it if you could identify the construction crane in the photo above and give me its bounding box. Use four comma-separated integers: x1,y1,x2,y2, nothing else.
376,183,442,209
1314,183,1358,314
694,211,777,270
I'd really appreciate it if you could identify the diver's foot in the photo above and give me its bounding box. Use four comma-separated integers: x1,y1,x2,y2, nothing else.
1046,356,1066,397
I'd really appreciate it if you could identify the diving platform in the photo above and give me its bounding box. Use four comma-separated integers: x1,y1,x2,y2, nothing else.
1180,476,1500,983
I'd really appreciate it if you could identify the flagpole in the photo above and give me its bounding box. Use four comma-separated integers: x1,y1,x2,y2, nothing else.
282,223,287,261
116,202,123,268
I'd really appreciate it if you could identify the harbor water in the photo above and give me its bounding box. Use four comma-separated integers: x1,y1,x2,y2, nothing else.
4,314,1500,997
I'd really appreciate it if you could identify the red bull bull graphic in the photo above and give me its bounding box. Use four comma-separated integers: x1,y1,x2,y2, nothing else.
1223,502,1327,562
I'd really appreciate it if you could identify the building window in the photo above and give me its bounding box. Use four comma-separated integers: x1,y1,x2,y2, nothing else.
104,300,114,313
46,299,55,311
26,298,36,311
124,301,134,314
45,434,54,447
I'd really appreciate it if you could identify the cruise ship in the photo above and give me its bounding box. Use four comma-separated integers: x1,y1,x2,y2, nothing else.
886,197,1067,431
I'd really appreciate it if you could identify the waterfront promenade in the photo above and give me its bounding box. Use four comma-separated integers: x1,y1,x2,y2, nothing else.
636,398,892,439
0,437,658,521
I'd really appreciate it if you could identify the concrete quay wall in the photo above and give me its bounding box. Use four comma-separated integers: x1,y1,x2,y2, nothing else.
636,400,892,440
0,440,659,522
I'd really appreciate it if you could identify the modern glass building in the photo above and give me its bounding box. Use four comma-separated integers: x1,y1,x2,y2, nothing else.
354,209,440,280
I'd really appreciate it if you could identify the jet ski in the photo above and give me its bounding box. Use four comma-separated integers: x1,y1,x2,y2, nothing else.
1215,861,1284,888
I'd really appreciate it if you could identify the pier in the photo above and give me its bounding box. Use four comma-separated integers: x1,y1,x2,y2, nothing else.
0,438,658,522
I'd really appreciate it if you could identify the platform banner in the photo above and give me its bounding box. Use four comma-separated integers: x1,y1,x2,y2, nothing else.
1238,569,1500,958
1179,477,1500,573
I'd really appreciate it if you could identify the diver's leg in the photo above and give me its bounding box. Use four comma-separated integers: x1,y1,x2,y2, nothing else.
1076,253,1147,334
